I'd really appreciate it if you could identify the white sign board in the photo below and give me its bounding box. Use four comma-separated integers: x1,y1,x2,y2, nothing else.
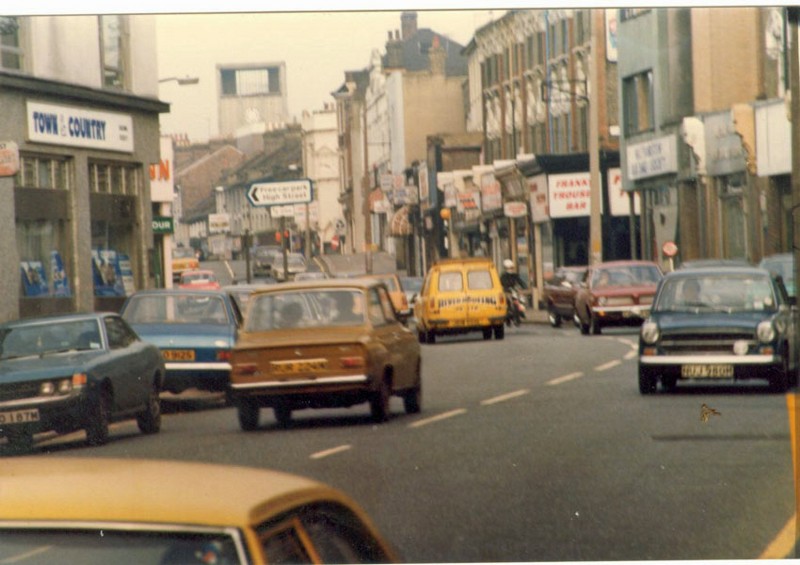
208,213,230,234
247,179,313,207
149,137,174,203
626,135,677,181
270,205,295,218
27,101,134,153
608,168,641,216
528,174,549,223
548,172,597,218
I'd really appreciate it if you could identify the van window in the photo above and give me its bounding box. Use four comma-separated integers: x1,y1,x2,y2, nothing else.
438,272,464,292
467,270,493,290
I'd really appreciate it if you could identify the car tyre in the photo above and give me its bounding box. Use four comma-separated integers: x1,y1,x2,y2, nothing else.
370,376,391,423
638,367,658,395
548,307,562,328
769,356,790,393
482,328,492,340
494,324,505,340
418,330,426,343
86,387,111,446
273,405,292,427
590,314,602,335
238,400,260,431
403,362,422,414
136,381,162,435
579,313,590,335
426,330,436,344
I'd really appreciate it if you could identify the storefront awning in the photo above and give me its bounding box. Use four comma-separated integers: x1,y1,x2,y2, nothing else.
389,205,413,236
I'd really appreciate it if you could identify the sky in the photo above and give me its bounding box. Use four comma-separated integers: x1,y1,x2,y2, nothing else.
155,9,502,143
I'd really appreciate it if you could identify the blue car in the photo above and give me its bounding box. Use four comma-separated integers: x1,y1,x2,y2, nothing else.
121,289,243,394
638,266,797,393
0,312,164,450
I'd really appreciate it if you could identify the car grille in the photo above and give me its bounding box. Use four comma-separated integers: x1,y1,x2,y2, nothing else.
0,381,41,403
659,328,756,355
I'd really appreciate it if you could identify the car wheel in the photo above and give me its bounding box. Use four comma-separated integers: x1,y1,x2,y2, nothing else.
638,367,658,395
86,387,111,446
418,330,426,343
403,362,422,414
548,307,562,328
370,375,391,423
426,330,436,344
590,313,602,335
238,401,260,431
769,355,790,393
579,311,590,335
6,430,33,451
273,405,292,427
136,381,162,435
482,328,492,340
494,324,505,340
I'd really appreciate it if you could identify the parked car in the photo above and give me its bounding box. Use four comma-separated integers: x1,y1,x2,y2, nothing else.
542,265,587,327
678,258,751,270
357,273,410,318
171,246,199,282
251,245,282,278
0,457,400,563
272,252,308,282
120,289,243,394
223,282,276,315
759,253,795,298
177,268,221,290
638,266,797,393
574,260,663,335
230,279,421,428
414,257,507,343
0,313,163,450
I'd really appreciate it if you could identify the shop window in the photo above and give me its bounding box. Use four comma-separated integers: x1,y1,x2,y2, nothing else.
90,161,141,195
17,220,71,299
15,155,72,190
0,16,24,71
99,15,128,89
623,70,655,136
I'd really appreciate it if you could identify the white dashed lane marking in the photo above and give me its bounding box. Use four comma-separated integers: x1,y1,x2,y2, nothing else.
408,409,467,429
310,444,352,460
481,389,530,406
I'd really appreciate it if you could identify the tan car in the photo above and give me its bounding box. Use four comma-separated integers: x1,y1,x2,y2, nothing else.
414,257,507,343
357,273,410,318
0,457,399,563
171,247,199,282
230,279,422,428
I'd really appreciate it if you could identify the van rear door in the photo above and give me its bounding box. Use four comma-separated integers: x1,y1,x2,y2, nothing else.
465,267,504,325
433,269,468,327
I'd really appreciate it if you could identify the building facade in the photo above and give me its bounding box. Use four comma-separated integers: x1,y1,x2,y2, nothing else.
0,14,167,323
216,62,289,139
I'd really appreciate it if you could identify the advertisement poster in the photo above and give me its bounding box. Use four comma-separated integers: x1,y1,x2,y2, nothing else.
20,261,48,297
117,253,136,296
50,251,71,297
92,249,125,296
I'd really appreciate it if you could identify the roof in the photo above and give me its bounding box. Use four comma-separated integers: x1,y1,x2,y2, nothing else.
250,278,382,295
0,312,110,328
663,266,771,278
0,457,354,528
382,28,467,77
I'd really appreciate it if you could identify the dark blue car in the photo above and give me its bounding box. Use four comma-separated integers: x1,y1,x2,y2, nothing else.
638,266,797,393
121,289,243,394
0,312,164,450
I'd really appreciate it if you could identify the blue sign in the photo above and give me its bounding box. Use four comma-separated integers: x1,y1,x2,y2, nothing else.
50,251,71,297
20,261,48,297
92,249,126,297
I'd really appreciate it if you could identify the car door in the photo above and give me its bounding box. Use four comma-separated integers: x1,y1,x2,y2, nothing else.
368,287,414,390
103,316,151,411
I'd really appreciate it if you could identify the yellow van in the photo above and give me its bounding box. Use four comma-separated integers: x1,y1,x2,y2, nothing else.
414,257,507,343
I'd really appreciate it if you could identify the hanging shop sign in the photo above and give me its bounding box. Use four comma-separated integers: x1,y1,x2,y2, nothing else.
608,168,641,216
0,141,20,177
527,174,549,224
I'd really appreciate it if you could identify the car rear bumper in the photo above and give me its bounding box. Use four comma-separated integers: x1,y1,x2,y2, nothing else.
164,363,231,393
230,374,372,409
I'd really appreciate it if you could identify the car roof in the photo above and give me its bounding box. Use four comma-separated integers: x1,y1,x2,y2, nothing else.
250,278,379,295
127,289,229,296
0,458,363,529
590,260,660,269
0,312,111,328
662,266,772,278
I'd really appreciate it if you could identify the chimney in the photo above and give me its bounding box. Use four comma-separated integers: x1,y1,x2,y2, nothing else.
385,30,404,69
401,11,417,40
429,35,446,76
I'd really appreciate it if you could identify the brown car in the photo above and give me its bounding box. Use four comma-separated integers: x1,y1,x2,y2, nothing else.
574,260,663,335
542,265,587,328
229,279,422,429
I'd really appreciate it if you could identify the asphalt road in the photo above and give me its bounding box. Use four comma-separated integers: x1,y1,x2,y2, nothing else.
20,321,796,562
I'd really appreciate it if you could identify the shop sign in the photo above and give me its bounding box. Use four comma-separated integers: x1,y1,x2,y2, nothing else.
438,172,457,208
503,201,528,218
528,174,549,224
208,213,230,234
608,168,641,216
270,204,295,218
418,161,429,206
27,101,134,153
480,174,502,212
548,172,599,218
149,137,174,203
372,199,391,214
626,135,677,181
0,141,20,177
380,174,393,192
704,112,746,176
152,216,174,234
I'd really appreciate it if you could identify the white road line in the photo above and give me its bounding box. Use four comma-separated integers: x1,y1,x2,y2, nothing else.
546,372,584,386
595,360,621,372
0,546,54,564
223,259,235,279
409,408,467,429
624,350,638,360
617,337,638,349
310,444,352,460
481,389,530,406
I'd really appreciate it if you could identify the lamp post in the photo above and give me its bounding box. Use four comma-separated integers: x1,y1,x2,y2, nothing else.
158,76,200,86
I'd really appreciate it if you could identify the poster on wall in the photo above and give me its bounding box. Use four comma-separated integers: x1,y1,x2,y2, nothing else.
50,251,71,297
92,249,126,296
117,253,136,296
20,261,49,297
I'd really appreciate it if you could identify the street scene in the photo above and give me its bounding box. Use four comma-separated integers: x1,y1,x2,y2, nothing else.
0,5,799,563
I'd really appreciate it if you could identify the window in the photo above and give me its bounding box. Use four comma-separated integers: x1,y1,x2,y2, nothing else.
467,270,493,290
368,289,386,326
105,316,136,349
99,15,128,89
438,272,463,292
623,71,655,135
220,66,281,96
18,220,71,298
15,155,71,190
89,162,141,195
0,16,23,71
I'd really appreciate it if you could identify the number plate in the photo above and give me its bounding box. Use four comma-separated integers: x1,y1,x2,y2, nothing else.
0,408,40,425
163,349,196,362
271,359,328,375
681,364,734,378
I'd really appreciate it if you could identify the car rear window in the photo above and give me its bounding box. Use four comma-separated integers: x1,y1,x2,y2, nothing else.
467,270,493,290
438,272,463,292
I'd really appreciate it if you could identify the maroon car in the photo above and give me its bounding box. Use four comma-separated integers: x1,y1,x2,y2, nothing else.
574,260,663,335
542,266,587,328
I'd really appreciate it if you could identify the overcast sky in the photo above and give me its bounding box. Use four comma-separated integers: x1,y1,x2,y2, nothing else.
155,9,502,142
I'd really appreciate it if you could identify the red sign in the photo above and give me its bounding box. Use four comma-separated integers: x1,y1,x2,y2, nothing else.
0,141,20,177
662,241,678,257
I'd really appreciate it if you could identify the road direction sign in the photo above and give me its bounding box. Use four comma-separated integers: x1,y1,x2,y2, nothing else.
247,179,313,207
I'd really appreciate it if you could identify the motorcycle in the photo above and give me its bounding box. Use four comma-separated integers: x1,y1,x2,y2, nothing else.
505,287,526,327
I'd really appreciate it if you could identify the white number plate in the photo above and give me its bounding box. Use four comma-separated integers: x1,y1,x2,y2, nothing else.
681,364,734,378
0,408,40,425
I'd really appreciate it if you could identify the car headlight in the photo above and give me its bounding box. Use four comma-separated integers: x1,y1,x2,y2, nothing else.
641,321,660,345
40,381,55,396
597,296,607,306
757,320,776,343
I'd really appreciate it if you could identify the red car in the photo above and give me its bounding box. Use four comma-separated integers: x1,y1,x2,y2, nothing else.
542,266,587,328
573,260,663,335
177,269,221,290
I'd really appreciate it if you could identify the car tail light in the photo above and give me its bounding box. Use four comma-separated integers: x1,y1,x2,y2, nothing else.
340,356,365,369
233,363,258,376
217,349,232,362
499,293,506,307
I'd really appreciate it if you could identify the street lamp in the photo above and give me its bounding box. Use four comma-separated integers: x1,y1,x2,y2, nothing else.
158,76,200,85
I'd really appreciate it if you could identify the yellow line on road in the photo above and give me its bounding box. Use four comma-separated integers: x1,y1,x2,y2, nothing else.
481,389,530,406
409,409,467,429
546,372,584,386
310,444,352,460
758,513,796,559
